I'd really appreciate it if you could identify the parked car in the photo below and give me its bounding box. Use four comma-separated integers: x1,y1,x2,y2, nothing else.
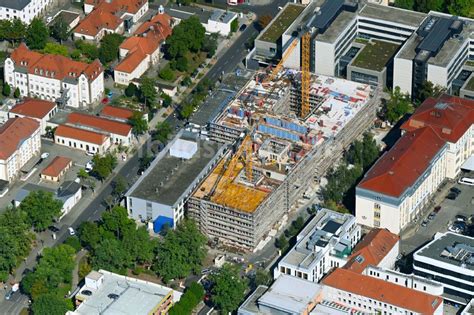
68,227,75,236
48,225,60,233
448,225,462,233
450,187,461,195
40,152,50,159
434,206,442,213
239,24,247,31
421,219,428,227
455,215,467,222
428,213,435,220
446,192,457,200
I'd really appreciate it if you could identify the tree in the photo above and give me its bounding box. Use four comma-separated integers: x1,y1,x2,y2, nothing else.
415,0,444,12
257,15,273,30
139,152,153,170
169,282,204,314
415,81,444,105
154,220,206,282
231,19,239,33
210,264,247,313
179,103,194,120
124,83,137,97
0,19,27,43
19,191,63,231
166,16,205,59
26,18,49,50
50,16,70,43
98,33,125,64
394,0,415,10
112,175,127,198
13,87,20,98
31,293,72,315
384,86,412,124
42,42,68,56
128,111,148,135
77,168,89,181
252,269,271,288
153,121,172,143
91,153,117,181
159,67,175,82
140,77,158,108
202,33,218,58
75,40,99,61
275,235,288,250
78,221,101,249
161,93,172,107
175,56,188,72
3,82,10,97
448,0,473,18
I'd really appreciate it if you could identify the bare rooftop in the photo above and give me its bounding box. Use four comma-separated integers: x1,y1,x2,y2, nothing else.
316,10,357,43
351,40,400,71
358,3,426,28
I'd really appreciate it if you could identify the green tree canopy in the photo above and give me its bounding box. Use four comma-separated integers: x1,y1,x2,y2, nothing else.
415,80,444,105
0,19,27,43
26,18,49,50
19,191,62,231
91,153,117,181
74,40,99,61
3,82,11,96
166,16,205,59
153,121,172,143
124,83,137,97
139,77,158,108
394,0,415,10
13,87,20,98
31,293,73,315
448,0,473,18
99,33,124,64
209,263,248,313
42,42,69,56
384,86,412,124
50,16,70,43
128,111,148,135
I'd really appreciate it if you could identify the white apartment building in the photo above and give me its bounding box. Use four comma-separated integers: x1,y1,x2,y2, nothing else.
356,95,474,234
4,44,104,109
0,117,41,181
273,209,361,283
0,0,53,23
414,232,474,305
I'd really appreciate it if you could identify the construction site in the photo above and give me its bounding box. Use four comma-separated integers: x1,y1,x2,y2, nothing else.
188,66,381,250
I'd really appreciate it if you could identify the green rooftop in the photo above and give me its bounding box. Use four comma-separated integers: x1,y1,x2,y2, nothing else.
259,4,304,43
465,76,474,91
351,40,400,72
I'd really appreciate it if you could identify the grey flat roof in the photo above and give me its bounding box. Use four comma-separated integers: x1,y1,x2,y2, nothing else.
74,270,179,315
358,3,426,28
54,10,80,25
238,285,268,314
128,135,223,206
415,232,474,271
190,70,253,127
316,10,356,43
209,10,236,23
258,275,323,313
0,0,30,10
166,4,212,24
311,0,344,30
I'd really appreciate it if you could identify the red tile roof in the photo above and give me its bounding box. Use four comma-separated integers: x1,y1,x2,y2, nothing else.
74,9,122,37
116,13,172,73
344,229,399,274
101,105,134,120
55,125,108,145
11,44,103,81
0,117,40,160
10,98,56,119
41,156,72,178
85,0,148,15
401,94,474,143
322,268,442,314
66,112,131,136
358,126,445,197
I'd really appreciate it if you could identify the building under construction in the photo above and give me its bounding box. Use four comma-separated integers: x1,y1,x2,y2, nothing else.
188,70,379,250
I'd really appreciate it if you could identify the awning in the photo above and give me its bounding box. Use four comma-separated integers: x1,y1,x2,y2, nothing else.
461,155,474,172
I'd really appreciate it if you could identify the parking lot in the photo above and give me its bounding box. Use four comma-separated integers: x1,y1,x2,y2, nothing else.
400,180,474,255
0,139,94,211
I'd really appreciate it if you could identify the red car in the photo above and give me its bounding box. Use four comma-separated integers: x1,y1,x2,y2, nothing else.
101,97,109,104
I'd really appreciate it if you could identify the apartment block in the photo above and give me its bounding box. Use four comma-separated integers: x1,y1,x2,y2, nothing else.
4,44,104,108
0,0,53,23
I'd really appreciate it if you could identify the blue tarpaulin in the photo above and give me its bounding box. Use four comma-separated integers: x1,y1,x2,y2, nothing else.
153,216,174,233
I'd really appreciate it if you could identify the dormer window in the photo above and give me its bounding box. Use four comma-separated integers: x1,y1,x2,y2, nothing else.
34,68,38,74
39,69,43,75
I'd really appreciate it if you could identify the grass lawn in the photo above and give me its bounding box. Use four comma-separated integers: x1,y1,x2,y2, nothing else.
351,40,400,72
260,4,304,43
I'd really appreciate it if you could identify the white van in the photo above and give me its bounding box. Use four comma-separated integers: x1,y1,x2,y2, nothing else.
458,177,474,186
